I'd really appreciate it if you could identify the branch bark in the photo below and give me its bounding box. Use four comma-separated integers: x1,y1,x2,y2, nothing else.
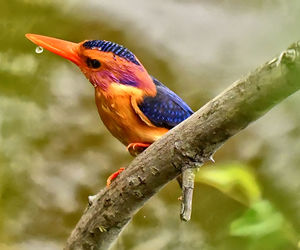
65,42,300,250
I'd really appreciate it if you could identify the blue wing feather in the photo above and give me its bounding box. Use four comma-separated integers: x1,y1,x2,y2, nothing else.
138,76,193,129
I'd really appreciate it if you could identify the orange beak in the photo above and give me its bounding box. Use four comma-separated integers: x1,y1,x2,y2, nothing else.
25,34,81,66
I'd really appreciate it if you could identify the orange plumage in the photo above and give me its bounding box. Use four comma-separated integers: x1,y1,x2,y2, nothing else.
94,83,168,146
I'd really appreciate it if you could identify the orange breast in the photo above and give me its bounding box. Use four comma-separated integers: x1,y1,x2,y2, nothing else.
94,84,168,146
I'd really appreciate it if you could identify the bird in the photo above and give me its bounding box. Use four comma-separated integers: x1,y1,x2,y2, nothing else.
25,34,194,185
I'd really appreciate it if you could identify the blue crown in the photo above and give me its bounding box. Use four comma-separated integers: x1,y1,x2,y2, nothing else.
83,40,140,65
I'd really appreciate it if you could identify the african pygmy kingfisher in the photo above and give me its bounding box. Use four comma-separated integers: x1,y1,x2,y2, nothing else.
25,34,194,185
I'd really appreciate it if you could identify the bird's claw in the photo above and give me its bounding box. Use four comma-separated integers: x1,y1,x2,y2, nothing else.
127,143,150,156
106,167,125,186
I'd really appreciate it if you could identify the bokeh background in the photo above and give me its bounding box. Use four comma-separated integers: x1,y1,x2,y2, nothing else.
1,0,300,249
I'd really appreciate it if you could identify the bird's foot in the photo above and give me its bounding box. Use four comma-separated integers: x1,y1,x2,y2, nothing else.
127,142,151,156
106,167,125,186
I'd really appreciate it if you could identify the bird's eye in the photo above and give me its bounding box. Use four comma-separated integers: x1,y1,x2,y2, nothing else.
86,58,101,69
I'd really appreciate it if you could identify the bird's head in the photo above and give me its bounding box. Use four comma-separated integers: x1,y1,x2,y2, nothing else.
25,34,155,94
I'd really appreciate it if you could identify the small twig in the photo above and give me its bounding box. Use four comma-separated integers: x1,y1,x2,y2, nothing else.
180,167,195,221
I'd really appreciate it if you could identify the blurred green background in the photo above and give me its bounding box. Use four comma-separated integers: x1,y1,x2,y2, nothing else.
0,0,300,249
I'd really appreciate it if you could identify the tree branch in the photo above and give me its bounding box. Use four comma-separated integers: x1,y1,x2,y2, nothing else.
65,42,300,250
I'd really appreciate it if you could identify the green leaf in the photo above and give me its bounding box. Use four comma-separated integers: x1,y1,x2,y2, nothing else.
195,163,261,206
230,200,283,237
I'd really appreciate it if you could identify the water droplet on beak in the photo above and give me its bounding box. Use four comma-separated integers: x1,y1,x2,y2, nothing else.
35,46,44,54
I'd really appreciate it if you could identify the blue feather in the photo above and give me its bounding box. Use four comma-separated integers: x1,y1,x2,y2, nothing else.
139,76,193,129
83,40,140,65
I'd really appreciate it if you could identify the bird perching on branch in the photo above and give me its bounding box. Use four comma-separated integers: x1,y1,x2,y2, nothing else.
25,34,194,185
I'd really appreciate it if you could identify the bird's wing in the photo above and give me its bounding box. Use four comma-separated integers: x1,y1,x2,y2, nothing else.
132,76,194,129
